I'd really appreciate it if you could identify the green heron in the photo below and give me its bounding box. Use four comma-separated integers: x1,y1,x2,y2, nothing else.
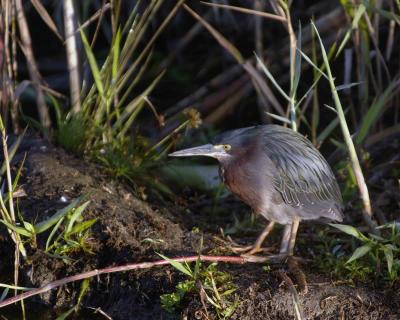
169,125,343,258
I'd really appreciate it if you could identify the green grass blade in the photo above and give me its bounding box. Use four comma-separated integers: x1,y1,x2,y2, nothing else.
336,4,366,58
113,71,165,133
373,8,400,24
12,152,26,192
0,283,33,291
317,109,349,144
35,197,83,234
45,216,65,251
292,23,302,96
80,29,104,98
157,253,193,278
77,278,90,306
296,48,329,80
0,131,25,176
347,244,371,264
356,78,400,144
117,48,153,109
336,82,363,91
122,1,141,34
255,54,291,102
55,307,75,320
112,28,121,81
295,77,321,109
65,201,90,233
265,112,291,124
0,219,32,237
69,218,97,235
383,245,394,274
330,223,367,241
312,20,374,225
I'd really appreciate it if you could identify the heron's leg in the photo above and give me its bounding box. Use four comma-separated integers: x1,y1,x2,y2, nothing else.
247,221,275,254
243,224,291,262
231,221,275,254
288,217,300,256
279,217,301,255
243,219,307,292
279,224,292,254
285,218,307,292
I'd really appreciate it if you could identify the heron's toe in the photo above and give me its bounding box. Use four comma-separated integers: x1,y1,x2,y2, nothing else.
230,245,254,254
231,244,274,255
241,253,288,263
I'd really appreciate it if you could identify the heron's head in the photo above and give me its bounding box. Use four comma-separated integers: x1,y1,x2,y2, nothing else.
169,126,257,162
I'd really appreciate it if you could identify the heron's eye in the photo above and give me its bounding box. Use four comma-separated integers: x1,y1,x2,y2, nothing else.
223,144,231,151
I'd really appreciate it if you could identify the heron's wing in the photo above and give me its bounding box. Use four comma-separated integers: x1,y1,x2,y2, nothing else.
261,126,343,220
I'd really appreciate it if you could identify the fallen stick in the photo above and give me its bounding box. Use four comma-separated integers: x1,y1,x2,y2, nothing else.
0,255,246,308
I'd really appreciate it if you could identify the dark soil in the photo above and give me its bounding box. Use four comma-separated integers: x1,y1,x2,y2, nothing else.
0,137,399,320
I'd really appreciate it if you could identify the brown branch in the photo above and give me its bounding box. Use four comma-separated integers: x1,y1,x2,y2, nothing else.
183,4,244,64
0,255,246,308
15,0,51,132
200,2,287,22
164,7,346,119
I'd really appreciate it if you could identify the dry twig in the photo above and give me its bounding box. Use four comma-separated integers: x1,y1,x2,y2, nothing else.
0,255,246,308
15,0,51,132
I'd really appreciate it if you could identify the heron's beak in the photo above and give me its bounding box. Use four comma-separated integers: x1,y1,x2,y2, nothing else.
169,144,223,159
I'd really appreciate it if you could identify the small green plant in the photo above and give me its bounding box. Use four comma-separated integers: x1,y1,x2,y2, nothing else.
0,197,96,261
315,228,374,282
159,254,238,319
55,279,90,320
0,116,27,259
45,202,96,259
330,223,400,283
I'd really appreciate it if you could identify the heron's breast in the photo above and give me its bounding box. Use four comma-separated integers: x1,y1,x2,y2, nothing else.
220,161,268,214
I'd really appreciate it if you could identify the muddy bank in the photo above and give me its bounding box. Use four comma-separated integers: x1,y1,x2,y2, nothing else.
0,137,399,319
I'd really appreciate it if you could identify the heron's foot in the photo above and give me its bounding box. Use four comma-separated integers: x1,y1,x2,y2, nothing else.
240,251,307,267
241,252,287,263
230,243,275,255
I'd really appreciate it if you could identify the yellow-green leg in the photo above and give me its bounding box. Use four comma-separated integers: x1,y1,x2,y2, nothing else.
232,221,275,254
279,217,300,255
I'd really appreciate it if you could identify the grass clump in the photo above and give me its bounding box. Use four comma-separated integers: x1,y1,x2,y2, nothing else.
331,223,400,284
44,201,97,260
51,1,194,198
159,254,238,319
316,224,400,285
1,196,96,262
